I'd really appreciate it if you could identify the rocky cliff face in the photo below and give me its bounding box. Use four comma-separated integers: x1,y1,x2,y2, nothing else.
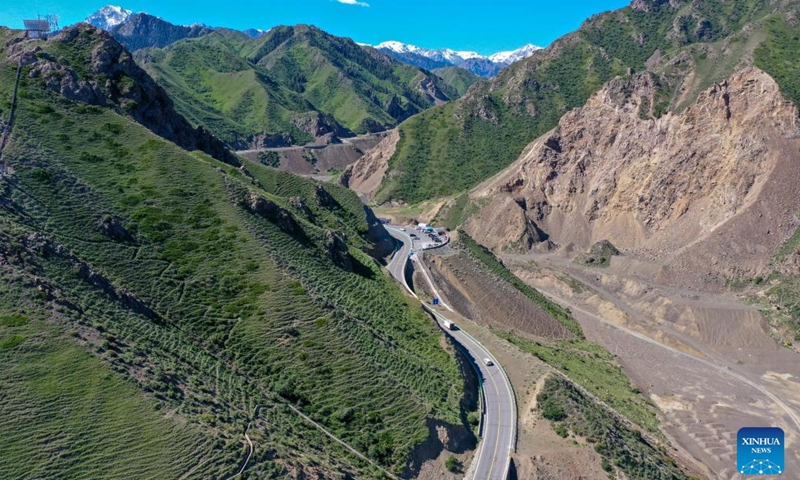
18,25,238,166
467,67,800,288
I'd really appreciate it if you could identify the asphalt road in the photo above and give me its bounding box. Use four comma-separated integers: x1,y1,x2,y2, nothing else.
385,226,415,296
385,226,516,480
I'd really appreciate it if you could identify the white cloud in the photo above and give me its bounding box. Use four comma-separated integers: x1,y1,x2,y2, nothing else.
336,0,370,6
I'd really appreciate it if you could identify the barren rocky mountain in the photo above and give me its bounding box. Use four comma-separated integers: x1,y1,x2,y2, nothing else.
340,129,401,201
465,67,800,290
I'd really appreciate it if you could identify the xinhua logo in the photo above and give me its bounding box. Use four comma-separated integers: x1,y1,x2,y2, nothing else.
737,427,784,476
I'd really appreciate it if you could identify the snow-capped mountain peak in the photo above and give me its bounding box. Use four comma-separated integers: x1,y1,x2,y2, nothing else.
454,50,483,60
376,41,421,54
372,40,542,77
376,41,479,63
86,5,134,30
487,43,542,64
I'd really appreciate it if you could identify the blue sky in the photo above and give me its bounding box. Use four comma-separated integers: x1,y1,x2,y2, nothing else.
1,0,630,55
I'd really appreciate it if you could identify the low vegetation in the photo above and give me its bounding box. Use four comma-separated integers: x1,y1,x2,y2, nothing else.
755,14,800,109
444,454,463,473
434,193,477,231
0,296,229,479
765,276,800,348
257,150,281,168
538,376,692,480
451,232,659,435
432,66,482,97
575,240,621,268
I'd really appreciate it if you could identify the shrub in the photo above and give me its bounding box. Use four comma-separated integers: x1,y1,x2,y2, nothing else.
445,455,462,473
542,402,567,422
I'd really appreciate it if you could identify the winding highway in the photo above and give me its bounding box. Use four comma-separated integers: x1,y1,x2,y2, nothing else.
386,227,416,296
385,226,516,480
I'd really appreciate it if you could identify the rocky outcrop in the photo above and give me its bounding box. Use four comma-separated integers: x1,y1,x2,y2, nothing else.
340,129,400,201
313,185,338,209
288,112,352,147
419,77,449,106
362,205,395,259
323,230,353,271
241,190,306,240
110,13,213,51
23,24,238,166
467,67,800,289
233,112,350,150
99,214,135,243
1,232,161,322
631,0,680,13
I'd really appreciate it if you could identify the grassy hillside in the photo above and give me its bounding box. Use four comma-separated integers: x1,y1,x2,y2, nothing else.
432,66,482,97
137,25,459,149
0,299,226,479
136,34,329,148
376,0,791,203
0,27,469,478
244,26,457,130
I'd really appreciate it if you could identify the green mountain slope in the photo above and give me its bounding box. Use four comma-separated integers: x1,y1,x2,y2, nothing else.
136,25,458,149
432,66,482,97
135,34,344,148
375,0,797,204
0,25,470,479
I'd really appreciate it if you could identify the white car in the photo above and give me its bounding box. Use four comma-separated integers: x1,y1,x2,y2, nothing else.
399,227,406,231
483,358,494,366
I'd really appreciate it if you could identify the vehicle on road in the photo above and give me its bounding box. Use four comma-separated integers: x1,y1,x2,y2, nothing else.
443,320,456,330
483,358,494,366
399,227,406,231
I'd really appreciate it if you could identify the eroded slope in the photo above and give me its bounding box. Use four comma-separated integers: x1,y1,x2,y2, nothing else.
467,67,800,289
